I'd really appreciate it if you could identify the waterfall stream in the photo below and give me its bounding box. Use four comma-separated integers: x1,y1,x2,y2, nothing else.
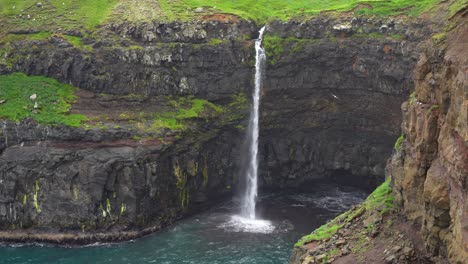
241,26,266,219
222,26,274,233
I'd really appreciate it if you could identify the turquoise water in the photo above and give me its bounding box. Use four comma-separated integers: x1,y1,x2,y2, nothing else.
0,185,367,264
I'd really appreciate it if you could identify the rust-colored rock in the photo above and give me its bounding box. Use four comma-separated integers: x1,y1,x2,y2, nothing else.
389,14,468,263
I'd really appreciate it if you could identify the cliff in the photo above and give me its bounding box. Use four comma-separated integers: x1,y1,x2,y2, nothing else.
0,0,466,257
390,10,467,263
290,6,467,264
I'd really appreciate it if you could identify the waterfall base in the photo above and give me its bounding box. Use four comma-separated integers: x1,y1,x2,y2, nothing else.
219,215,275,234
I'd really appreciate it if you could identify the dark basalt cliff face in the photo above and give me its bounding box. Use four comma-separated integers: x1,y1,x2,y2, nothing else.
0,13,440,243
5,20,256,98
0,119,243,243
260,17,432,190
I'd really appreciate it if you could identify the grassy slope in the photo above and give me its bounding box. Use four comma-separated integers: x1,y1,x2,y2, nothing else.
295,178,394,247
2,0,464,32
164,0,442,23
0,73,87,127
0,0,119,33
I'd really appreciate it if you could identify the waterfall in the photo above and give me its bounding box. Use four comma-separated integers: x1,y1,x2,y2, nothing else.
221,26,273,234
241,26,266,220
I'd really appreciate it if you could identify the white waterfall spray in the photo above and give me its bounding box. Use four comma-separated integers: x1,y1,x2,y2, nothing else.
241,26,266,219
219,27,274,234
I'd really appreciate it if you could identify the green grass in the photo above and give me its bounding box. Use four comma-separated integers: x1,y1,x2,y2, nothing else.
0,0,119,31
147,97,222,132
394,135,405,151
263,35,323,64
63,35,93,51
0,73,87,127
295,178,394,247
449,0,468,17
295,223,342,247
164,0,441,23
2,31,52,42
409,91,417,106
363,178,394,214
209,38,225,45
0,0,449,32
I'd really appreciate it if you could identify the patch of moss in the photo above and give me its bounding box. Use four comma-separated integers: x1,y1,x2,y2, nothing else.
0,73,87,127
2,32,52,42
33,180,41,213
449,0,468,17
63,35,92,51
409,91,417,106
363,178,394,214
209,38,225,45
120,203,126,215
394,135,405,151
146,97,222,133
427,104,440,113
295,224,342,247
432,32,447,45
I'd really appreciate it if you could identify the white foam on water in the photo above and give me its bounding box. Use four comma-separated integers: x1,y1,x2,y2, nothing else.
219,215,275,234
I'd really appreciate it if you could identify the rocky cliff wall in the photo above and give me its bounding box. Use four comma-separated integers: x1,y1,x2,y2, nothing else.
260,17,434,190
0,14,439,241
389,13,467,263
0,119,243,243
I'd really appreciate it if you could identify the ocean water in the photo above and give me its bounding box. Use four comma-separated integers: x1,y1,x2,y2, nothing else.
0,184,367,264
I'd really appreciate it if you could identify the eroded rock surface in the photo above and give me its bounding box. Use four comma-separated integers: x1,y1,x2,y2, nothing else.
390,15,468,263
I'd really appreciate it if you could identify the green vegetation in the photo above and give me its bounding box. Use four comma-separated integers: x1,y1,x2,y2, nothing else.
432,32,447,45
296,178,394,247
0,73,87,127
449,0,468,17
209,38,225,46
262,35,324,64
33,180,41,213
0,32,52,68
394,135,405,151
0,0,453,32
295,223,342,247
262,35,285,65
409,91,417,106
106,198,112,217
174,163,190,208
427,104,440,113
363,178,394,214
147,97,222,133
120,203,127,215
0,0,119,30
163,0,440,23
64,35,93,51
2,31,52,42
